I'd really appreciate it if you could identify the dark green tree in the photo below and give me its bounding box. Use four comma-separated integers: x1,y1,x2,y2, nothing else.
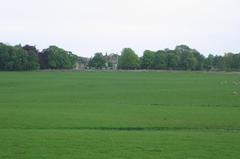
204,54,215,70
141,50,155,69
0,43,39,71
213,55,225,70
153,50,167,69
175,45,199,70
41,46,78,69
165,49,179,70
88,53,106,69
23,45,40,70
118,48,140,69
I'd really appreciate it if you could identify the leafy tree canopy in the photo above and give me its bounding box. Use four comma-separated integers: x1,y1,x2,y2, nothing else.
118,48,140,69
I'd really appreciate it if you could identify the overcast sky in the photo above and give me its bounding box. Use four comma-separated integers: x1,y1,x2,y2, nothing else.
0,0,239,57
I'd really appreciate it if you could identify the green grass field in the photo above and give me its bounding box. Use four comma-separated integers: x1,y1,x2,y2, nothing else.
0,71,240,159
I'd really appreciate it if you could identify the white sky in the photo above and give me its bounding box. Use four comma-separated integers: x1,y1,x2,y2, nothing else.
0,0,239,57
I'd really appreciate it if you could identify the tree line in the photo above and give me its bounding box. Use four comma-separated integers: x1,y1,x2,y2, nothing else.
0,43,78,71
117,46,240,71
0,42,240,71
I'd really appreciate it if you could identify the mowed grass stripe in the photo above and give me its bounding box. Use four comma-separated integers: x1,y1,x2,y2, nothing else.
1,127,240,132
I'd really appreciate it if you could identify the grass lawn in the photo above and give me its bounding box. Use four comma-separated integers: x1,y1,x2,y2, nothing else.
0,71,240,158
